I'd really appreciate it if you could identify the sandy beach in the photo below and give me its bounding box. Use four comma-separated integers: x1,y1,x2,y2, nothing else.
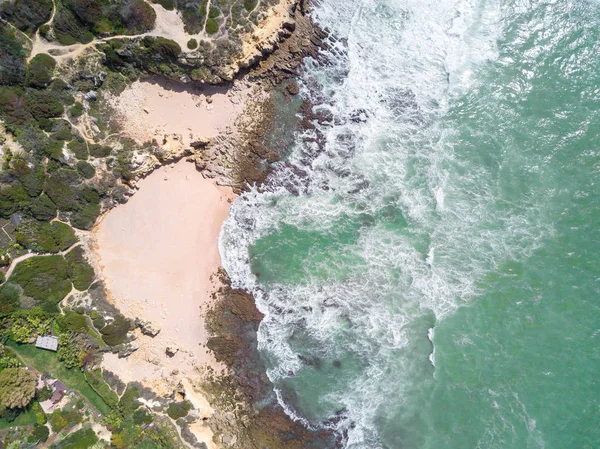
94,161,235,390
108,80,251,147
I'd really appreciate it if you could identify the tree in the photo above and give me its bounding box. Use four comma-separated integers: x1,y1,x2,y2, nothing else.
0,367,36,408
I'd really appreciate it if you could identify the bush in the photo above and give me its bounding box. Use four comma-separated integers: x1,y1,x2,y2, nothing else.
166,400,192,420
26,54,56,88
15,219,77,253
0,283,20,313
28,423,50,443
68,139,89,160
69,102,84,118
70,203,100,230
88,144,112,158
151,0,174,10
186,38,197,50
65,246,94,290
30,194,58,221
0,24,26,86
64,311,87,331
208,6,220,18
0,0,53,35
205,18,219,34
76,161,96,179
8,255,71,304
149,37,181,59
120,0,157,33
100,314,131,346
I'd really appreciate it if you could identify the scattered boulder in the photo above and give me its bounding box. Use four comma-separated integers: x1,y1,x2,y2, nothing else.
136,318,161,337
190,137,211,149
286,80,300,95
166,346,179,357
118,343,139,358
84,91,98,102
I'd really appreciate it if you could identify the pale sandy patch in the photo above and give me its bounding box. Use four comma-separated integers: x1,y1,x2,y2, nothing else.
94,161,235,389
108,80,250,146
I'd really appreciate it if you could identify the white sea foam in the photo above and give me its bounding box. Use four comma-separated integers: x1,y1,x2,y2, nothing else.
217,0,556,446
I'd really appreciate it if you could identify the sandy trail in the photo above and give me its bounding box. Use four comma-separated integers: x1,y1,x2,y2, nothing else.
94,161,235,388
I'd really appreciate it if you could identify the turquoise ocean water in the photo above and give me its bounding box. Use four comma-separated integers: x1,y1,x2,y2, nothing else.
221,0,600,447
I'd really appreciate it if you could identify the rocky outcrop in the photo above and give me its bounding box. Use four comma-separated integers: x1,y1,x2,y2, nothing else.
135,318,161,337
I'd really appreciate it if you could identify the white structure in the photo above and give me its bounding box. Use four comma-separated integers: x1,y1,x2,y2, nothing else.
35,335,59,351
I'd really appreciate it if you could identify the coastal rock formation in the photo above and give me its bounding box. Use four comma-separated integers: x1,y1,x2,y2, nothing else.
136,318,161,337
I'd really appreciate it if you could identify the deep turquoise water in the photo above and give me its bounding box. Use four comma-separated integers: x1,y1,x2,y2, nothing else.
221,0,600,447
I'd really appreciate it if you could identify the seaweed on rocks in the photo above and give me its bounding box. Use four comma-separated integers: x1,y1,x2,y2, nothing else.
204,272,341,449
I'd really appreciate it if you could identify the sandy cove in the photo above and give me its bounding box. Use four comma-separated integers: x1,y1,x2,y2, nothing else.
94,160,234,382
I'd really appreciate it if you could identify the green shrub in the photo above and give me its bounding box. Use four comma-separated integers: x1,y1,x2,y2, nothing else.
30,194,58,221
26,54,56,88
70,203,100,230
28,422,49,443
151,0,174,10
205,18,219,34
0,283,19,313
0,23,26,85
118,384,141,415
65,246,94,290
76,161,95,179
39,24,50,38
150,37,181,59
81,186,100,204
68,139,89,160
88,144,112,158
100,314,131,346
64,311,87,331
166,400,192,420
208,6,220,18
15,219,77,253
8,255,71,304
243,0,257,12
186,38,198,50
27,89,65,120
0,271,5,284
86,369,119,408
0,0,53,35
69,102,84,118
44,169,82,212
120,0,157,34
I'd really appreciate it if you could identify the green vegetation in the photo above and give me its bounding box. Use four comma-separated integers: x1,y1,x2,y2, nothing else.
51,426,98,448
76,160,96,179
99,314,131,346
244,0,258,12
206,18,219,34
28,422,50,443
6,341,111,415
26,54,57,88
0,367,36,408
151,0,175,10
0,406,37,429
69,102,85,118
6,312,53,343
0,283,20,313
30,194,58,221
86,369,119,408
64,311,87,332
187,38,198,50
0,0,53,35
0,25,26,86
166,400,192,420
71,203,101,230
7,255,71,308
16,219,77,253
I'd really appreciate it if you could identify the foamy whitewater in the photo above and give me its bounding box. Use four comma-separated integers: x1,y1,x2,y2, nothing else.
221,0,600,447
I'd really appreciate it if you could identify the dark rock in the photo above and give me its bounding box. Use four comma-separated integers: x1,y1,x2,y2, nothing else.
286,80,300,95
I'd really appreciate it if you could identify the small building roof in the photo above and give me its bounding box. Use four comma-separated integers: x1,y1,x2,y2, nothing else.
50,390,64,404
52,380,68,393
36,335,59,351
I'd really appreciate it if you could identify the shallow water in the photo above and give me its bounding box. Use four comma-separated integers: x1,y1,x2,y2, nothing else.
221,0,600,447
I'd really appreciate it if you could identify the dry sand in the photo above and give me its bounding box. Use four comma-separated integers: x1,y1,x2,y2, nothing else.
108,80,251,146
94,161,235,389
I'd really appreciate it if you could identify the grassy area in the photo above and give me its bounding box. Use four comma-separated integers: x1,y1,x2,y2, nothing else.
6,341,111,415
0,407,37,430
